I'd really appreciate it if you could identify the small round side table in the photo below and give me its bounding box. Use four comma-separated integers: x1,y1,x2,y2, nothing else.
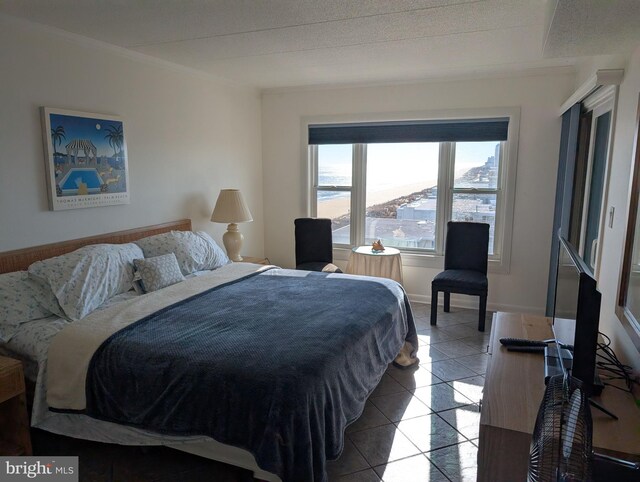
345,246,404,284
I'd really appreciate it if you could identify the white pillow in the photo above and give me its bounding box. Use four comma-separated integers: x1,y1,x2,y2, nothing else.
134,231,229,275
0,271,53,342
28,243,143,321
133,253,186,293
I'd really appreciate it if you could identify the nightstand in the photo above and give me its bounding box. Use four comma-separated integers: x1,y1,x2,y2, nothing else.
0,356,32,455
237,256,270,265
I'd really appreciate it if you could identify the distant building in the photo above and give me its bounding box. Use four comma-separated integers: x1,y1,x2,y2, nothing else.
484,143,500,168
332,147,500,249
340,195,498,250
397,196,495,223
397,198,437,221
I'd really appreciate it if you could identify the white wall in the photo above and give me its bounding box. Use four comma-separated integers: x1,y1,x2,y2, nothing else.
262,72,575,313
574,54,629,87
0,15,264,256
594,46,640,368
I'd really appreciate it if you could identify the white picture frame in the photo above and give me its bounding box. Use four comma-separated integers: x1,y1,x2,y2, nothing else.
41,107,130,211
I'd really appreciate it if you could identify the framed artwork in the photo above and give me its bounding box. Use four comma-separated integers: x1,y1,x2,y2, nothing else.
40,107,130,210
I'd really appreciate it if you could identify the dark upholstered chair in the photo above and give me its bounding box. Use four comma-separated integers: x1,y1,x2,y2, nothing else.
431,221,489,331
294,218,342,273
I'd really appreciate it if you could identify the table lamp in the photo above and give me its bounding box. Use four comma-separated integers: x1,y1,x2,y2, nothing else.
211,189,253,261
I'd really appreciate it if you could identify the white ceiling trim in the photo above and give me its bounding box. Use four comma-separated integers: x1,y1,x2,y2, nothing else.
262,64,576,95
559,69,625,115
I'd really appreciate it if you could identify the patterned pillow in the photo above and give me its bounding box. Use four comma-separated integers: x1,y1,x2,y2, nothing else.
0,271,53,342
28,243,143,321
23,276,65,318
134,231,229,275
133,253,185,293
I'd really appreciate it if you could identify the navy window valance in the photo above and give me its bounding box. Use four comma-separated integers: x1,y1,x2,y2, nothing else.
308,118,509,145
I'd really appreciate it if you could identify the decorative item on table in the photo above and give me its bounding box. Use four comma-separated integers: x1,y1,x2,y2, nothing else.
211,189,253,262
372,239,385,252
40,107,130,211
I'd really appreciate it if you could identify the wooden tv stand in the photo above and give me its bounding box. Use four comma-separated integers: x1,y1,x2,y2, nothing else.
478,312,640,481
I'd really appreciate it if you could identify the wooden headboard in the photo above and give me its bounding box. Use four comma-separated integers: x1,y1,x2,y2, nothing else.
0,219,192,274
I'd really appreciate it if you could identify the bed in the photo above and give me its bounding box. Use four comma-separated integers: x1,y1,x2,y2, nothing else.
0,220,418,482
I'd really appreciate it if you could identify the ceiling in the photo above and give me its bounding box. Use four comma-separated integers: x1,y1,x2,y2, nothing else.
2,0,639,90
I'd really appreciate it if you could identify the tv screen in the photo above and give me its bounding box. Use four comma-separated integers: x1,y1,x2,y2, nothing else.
554,239,581,324
553,235,602,396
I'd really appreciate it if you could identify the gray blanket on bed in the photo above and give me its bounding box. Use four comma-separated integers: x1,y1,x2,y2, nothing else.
85,269,417,482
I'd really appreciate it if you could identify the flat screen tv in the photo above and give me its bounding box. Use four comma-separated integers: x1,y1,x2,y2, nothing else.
553,235,602,396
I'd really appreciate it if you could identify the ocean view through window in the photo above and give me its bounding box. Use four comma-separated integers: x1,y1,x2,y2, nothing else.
316,144,352,244
309,116,516,264
364,143,440,250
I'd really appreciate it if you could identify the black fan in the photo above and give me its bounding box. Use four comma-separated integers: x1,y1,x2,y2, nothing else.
528,374,593,482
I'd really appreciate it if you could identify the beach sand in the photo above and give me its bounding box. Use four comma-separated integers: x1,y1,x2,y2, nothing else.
317,180,436,219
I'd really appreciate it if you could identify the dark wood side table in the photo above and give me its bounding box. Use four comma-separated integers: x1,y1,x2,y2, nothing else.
0,356,32,455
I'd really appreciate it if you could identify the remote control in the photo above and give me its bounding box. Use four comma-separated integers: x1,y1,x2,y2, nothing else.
499,337,548,347
507,346,546,354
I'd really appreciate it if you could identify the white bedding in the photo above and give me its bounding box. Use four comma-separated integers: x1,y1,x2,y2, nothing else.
1,261,410,482
0,266,257,446
48,262,267,410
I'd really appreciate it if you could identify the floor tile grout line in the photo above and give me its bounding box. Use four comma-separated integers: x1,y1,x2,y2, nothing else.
392,413,471,454
409,392,474,412
433,411,480,444
424,445,477,482
443,384,480,406
369,451,428,469
339,434,374,477
369,451,448,478
343,304,485,481
434,401,479,412
444,374,485,382
345,405,393,435
349,430,424,472
431,339,489,352
385,370,446,390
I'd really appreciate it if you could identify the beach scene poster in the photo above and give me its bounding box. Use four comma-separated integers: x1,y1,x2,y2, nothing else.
41,107,130,210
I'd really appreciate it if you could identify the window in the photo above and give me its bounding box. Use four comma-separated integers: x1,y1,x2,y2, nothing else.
308,113,518,271
315,145,352,245
365,143,440,250
451,142,501,255
565,88,615,276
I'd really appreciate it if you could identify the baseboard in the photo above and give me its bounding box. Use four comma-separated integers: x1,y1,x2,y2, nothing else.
407,292,543,315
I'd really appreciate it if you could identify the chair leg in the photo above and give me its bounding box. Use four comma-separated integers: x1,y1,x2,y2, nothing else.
431,287,438,326
444,292,450,312
478,294,487,332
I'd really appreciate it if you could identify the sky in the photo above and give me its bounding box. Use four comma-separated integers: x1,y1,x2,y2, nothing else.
49,113,124,157
318,141,499,191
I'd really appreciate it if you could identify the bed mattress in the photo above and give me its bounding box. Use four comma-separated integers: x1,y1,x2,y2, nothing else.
2,264,417,482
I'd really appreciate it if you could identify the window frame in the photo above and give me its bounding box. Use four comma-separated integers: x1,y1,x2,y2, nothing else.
310,145,355,245
446,141,506,258
575,86,617,280
303,108,520,274
616,94,640,352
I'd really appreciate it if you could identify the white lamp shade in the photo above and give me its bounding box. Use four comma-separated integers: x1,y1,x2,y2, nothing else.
211,189,253,223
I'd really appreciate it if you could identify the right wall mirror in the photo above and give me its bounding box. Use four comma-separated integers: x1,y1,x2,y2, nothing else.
617,94,640,350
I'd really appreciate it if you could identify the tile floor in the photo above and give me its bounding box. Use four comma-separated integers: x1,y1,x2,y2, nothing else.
32,303,491,482
327,303,492,482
